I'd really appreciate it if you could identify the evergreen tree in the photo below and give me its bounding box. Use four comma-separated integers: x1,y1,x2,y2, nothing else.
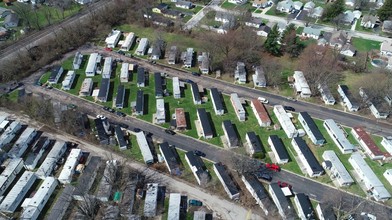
322,0,345,21
264,24,281,56
281,24,304,57
377,0,392,21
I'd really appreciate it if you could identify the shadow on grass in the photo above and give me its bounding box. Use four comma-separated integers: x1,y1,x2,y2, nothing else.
124,88,130,108
144,93,149,115
206,111,217,138
70,74,80,90
185,112,192,130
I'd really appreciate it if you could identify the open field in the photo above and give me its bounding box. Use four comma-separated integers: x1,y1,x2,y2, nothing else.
351,37,382,52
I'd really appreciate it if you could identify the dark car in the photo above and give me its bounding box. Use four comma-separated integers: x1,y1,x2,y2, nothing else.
283,106,295,112
116,111,126,117
189,199,203,206
192,72,200,76
134,128,141,132
185,79,194,84
164,129,176,135
108,108,115,113
119,123,129,129
117,50,125,55
103,106,110,111
255,172,272,181
194,150,206,157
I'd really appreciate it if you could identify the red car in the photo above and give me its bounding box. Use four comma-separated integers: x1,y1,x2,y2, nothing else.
265,163,281,172
104,47,112,51
277,181,292,189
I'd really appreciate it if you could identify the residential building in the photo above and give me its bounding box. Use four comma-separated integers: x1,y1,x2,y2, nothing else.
256,25,271,37
159,142,181,175
194,211,207,220
318,83,335,105
0,171,36,213
310,6,323,18
135,38,149,56
0,119,8,133
384,169,392,186
298,112,325,145
0,7,11,18
185,151,210,185
291,137,324,177
361,15,378,28
213,163,240,200
172,77,181,99
121,32,135,51
273,105,298,138
97,160,117,202
328,31,348,49
359,88,389,119
36,141,67,179
168,193,181,220
251,99,271,127
228,0,247,4
0,158,23,196
0,121,22,150
252,66,266,87
62,70,75,90
222,120,239,148
382,20,392,33
323,119,355,154
246,132,263,157
155,99,166,124
73,156,101,201
105,30,121,48
342,10,355,24
4,13,18,28
102,56,113,79
144,183,159,217
316,203,336,220
322,150,354,186
48,65,64,85
115,85,125,109
293,1,303,10
198,52,210,74
168,46,178,64
252,0,271,8
135,90,144,115
85,53,101,77
210,88,224,115
58,149,82,184
46,185,74,220
137,67,145,87
230,93,246,121
150,40,164,60
276,0,293,13
302,26,321,39
268,135,289,164
154,72,164,98
8,127,36,158
245,17,263,28
79,78,93,96
153,3,169,13
97,78,110,102
340,44,356,57
234,62,247,84
115,125,127,150
94,118,109,145
241,174,276,216
215,12,235,23
135,131,154,164
20,177,58,220
293,71,311,98
269,183,296,220
75,0,93,4
197,108,213,139
175,1,193,9
337,85,359,112
345,0,355,6
352,126,389,160
24,136,50,170
303,1,315,11
294,193,315,220
349,152,391,201
182,48,194,68
73,52,83,69
191,82,202,105
381,136,392,155
175,108,187,130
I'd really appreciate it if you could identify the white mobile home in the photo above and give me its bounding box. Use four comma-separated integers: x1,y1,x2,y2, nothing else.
144,183,159,217
268,135,290,164
210,88,224,115
97,78,110,102
197,108,213,139
135,38,149,56
24,137,50,170
294,193,315,220
191,82,202,105
0,121,22,150
318,83,335,105
273,105,298,138
251,99,271,127
121,32,135,51
172,77,181,99
298,112,325,145
323,119,355,154
199,52,210,74
234,62,247,84
252,66,266,87
73,52,83,69
322,150,354,186
246,132,263,157
48,66,64,85
8,127,36,158
155,99,166,124
97,160,117,202
338,85,359,112
269,183,296,220
79,78,93,96
182,48,194,68
120,63,129,83
58,148,82,184
135,131,154,164
85,53,101,77
105,30,121,48
230,93,246,121
185,151,210,185
0,158,24,197
381,136,392,155
36,141,67,179
168,193,181,220
102,56,113,79
293,71,311,98
62,70,76,90
352,126,389,160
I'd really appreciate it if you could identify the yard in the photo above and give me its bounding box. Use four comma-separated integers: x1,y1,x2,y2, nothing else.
265,6,287,17
351,37,382,52
355,20,375,33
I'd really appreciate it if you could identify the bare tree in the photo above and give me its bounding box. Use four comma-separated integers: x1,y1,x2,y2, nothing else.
76,194,100,220
230,155,261,174
263,58,284,88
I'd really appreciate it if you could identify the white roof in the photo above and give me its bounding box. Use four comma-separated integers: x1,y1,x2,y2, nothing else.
120,63,129,79
8,127,36,158
172,77,180,95
80,78,93,93
384,169,392,186
58,149,81,183
13,127,35,146
36,158,57,179
47,141,66,159
168,193,181,220
0,158,23,195
102,57,113,79
0,120,9,130
0,115,8,124
105,30,121,45
144,183,159,217
322,150,354,184
97,160,117,200
230,93,245,114
136,38,149,53
293,71,311,95
0,121,21,148
86,53,99,74
156,99,165,121
273,105,297,138
121,32,135,49
381,137,392,155
324,119,355,152
135,131,154,164
62,71,75,88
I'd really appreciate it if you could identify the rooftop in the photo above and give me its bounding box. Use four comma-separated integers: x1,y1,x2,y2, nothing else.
299,112,324,141
292,137,324,174
213,163,239,197
197,108,213,137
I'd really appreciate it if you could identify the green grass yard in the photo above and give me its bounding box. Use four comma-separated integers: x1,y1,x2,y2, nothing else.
351,37,382,52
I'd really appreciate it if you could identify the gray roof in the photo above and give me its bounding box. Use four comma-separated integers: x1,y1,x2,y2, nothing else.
97,78,110,100
383,20,392,31
46,185,75,220
73,156,102,198
223,120,239,146
115,125,127,148
210,88,224,112
159,142,181,174
4,13,18,25
269,135,289,160
115,85,125,107
362,15,378,24
293,137,324,174
303,26,321,36
213,163,239,197
246,132,263,153
136,90,144,113
299,112,325,142
154,72,163,97
215,12,235,21
185,151,209,180
295,193,314,219
197,108,213,137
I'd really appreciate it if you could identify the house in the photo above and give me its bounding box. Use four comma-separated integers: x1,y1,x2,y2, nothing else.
256,25,271,37
349,152,391,201
135,38,149,56
293,71,311,98
310,6,323,18
337,85,359,112
144,183,159,217
175,1,193,9
36,141,67,179
197,108,213,139
185,151,210,185
380,40,392,57
340,44,356,57
0,171,36,213
241,174,276,216
316,203,336,220
213,163,240,200
159,142,181,175
181,48,194,68
228,0,248,4
75,0,93,4
135,131,154,164
246,132,263,158
48,65,64,85
175,108,187,130
79,78,93,96
4,13,19,28
115,125,127,150
342,10,355,24
137,67,145,87
273,105,298,138
269,183,296,220
382,20,392,33
161,9,183,19
97,78,110,102
359,88,389,119
277,22,288,33
323,119,355,154
294,193,315,220
251,99,271,127
352,126,390,160
293,1,303,10
58,149,81,184
96,160,117,202
168,193,181,220
191,82,202,105
298,112,325,145
318,83,335,105
172,77,181,99
210,88,224,115
268,135,289,164
345,0,355,7
381,136,392,155
0,7,11,18
252,0,271,8
303,1,315,11
302,26,321,39
215,12,235,23
198,52,210,74
72,157,101,201
222,120,239,148
62,70,75,90
73,52,83,69
105,30,121,48
94,118,109,145
322,150,354,186
121,32,135,51
194,211,207,219
155,99,166,124
361,15,378,28
234,62,247,84
153,3,169,13
230,93,246,121
245,17,263,28
0,121,22,150
168,46,178,64
150,40,164,60
252,66,266,87
85,53,101,77
24,136,50,170
8,127,36,158
384,169,392,186
276,0,294,13
154,72,164,98
102,56,113,79
216,22,235,34
0,158,23,197
292,137,324,177
135,90,144,115
328,31,348,49
120,63,129,83
115,85,125,109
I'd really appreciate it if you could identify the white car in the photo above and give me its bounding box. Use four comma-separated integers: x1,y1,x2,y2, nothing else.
258,97,269,104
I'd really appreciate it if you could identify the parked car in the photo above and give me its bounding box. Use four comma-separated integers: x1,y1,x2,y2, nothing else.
192,72,200,76
164,129,176,135
194,150,206,157
265,163,280,172
185,79,194,84
117,50,125,55
283,106,295,112
133,128,141,132
104,47,112,51
255,172,272,181
108,108,115,113
103,106,110,111
286,97,297,102
116,111,126,117
189,199,203,206
257,97,269,104
119,123,129,129
277,181,292,189
67,104,77,109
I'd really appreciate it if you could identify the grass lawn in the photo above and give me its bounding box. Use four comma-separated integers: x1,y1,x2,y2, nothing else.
221,1,237,9
265,6,286,17
351,37,382,52
6,90,19,102
254,9,263,13
355,20,374,33
296,26,304,35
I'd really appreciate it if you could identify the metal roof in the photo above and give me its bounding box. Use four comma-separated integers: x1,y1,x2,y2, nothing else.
210,88,224,112
197,108,213,137
120,63,129,79
135,131,154,164
298,112,324,142
80,78,93,94
175,108,186,128
352,126,388,158
293,71,311,96
292,137,324,174
73,156,102,198
136,90,144,113
97,160,117,201
85,53,99,75
230,93,245,114
191,83,201,102
58,149,81,184
322,150,354,185
97,78,110,101
318,83,335,103
251,99,271,125
273,105,297,138
0,158,23,196
222,120,238,147
213,163,239,197
323,119,355,152
144,183,158,217
136,38,148,54
49,65,62,83
159,142,181,174
172,77,180,97
137,67,145,85
121,32,135,50
46,185,74,220
269,135,289,161
168,193,181,220
102,56,113,79
62,70,75,89
246,132,263,153
8,127,36,158
115,85,125,107
154,72,163,97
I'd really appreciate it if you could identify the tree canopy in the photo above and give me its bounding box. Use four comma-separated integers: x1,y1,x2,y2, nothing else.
264,24,281,56
322,0,345,21
377,0,392,21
